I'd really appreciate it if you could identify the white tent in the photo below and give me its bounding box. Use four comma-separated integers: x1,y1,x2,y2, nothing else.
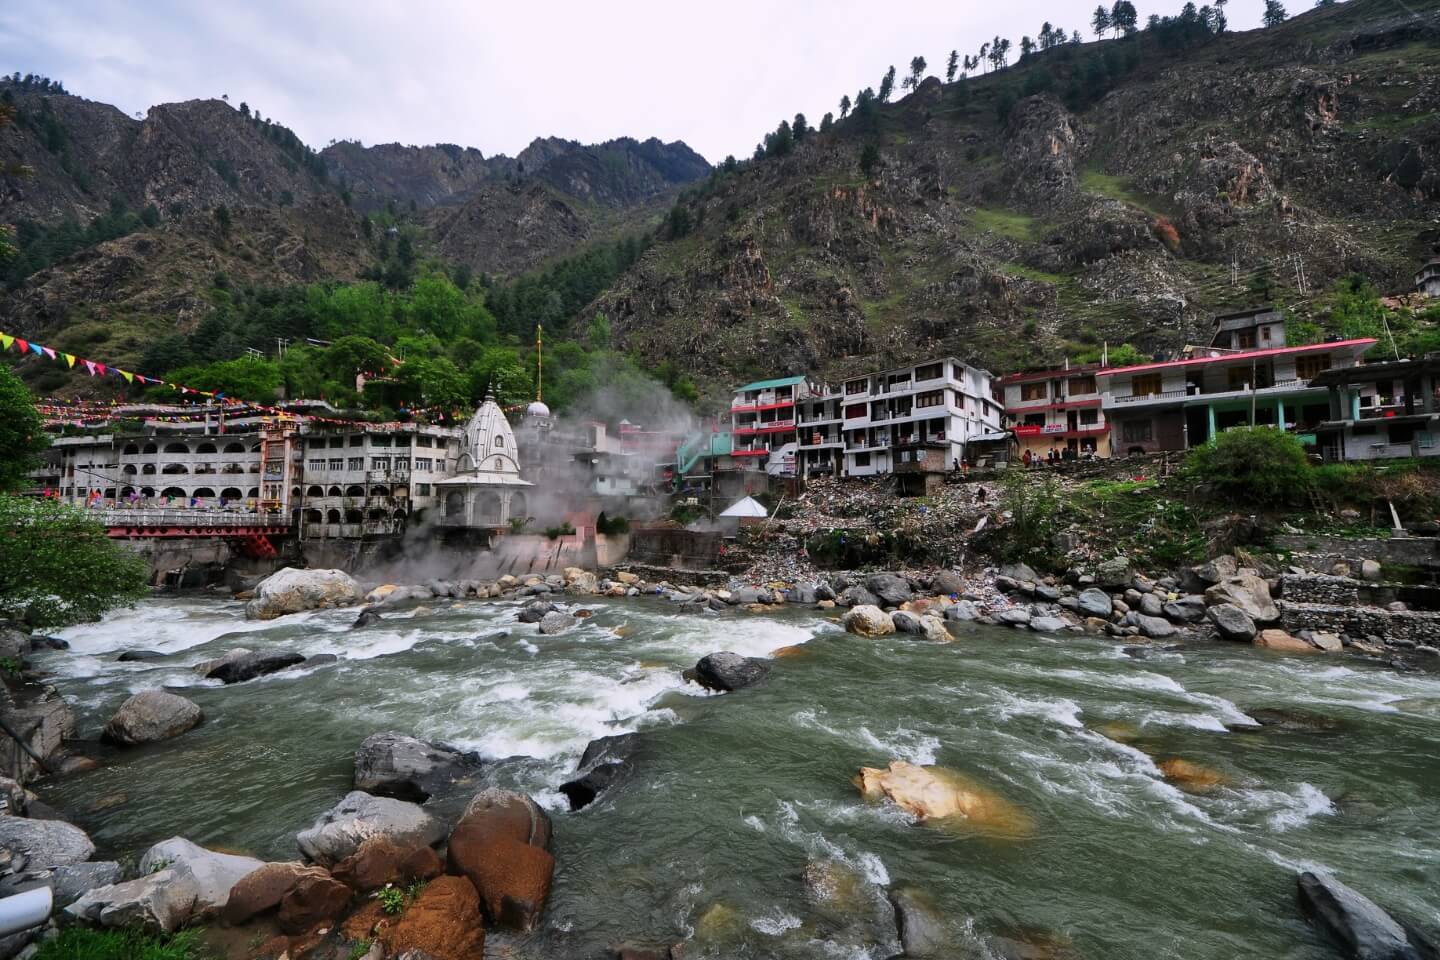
719,496,769,518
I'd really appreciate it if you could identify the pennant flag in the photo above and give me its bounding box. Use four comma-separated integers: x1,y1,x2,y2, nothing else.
16,339,29,354
121,371,134,384
63,353,76,368
95,363,106,376
29,342,44,356
0,334,11,351
42,346,56,360
83,360,98,377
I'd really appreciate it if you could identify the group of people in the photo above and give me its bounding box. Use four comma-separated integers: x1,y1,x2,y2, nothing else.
1022,445,1091,468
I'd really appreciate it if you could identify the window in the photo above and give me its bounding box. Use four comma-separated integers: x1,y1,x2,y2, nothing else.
1296,353,1331,381
308,459,325,471
415,458,433,471
1389,424,1416,445
1128,374,1160,397
845,404,866,419
855,452,871,467
495,436,504,448
1237,330,1256,349
1227,366,1254,389
349,436,362,447
1079,409,1099,425
845,380,867,396
371,435,391,447
348,457,364,470
329,437,343,449
417,483,431,496
1068,376,1096,396
1260,325,1272,342
328,458,343,470
394,458,410,470
1021,381,1047,401
915,390,944,408
1121,420,1153,443
371,457,390,470
416,435,432,447
393,435,411,447
1024,413,1045,427
914,362,943,381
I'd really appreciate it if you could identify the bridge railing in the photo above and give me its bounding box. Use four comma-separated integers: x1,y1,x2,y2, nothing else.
99,509,291,528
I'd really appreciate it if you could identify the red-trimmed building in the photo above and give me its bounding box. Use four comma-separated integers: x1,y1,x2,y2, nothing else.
729,375,832,477
1099,311,1376,455
1001,363,1110,460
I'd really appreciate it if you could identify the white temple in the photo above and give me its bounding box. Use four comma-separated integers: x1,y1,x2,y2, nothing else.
435,393,532,528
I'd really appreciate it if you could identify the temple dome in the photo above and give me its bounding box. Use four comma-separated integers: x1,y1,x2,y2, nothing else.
526,400,551,418
455,397,524,477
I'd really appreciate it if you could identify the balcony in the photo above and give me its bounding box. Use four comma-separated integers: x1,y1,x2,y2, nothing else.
733,420,796,437
1109,378,1314,406
730,392,796,412
100,509,291,528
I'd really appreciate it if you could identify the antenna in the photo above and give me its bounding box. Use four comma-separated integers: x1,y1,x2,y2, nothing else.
536,324,544,402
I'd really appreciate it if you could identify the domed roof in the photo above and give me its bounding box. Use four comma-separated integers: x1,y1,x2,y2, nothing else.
453,397,524,478
526,400,551,418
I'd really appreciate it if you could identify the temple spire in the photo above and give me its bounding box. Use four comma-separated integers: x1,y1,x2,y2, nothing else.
535,324,544,403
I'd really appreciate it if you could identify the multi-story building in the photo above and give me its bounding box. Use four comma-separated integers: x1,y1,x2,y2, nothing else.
1001,363,1110,460
729,375,830,478
838,357,1004,477
1416,258,1440,299
1099,312,1376,455
1310,356,1440,460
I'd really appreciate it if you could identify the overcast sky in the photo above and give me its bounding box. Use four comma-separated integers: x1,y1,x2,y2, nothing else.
3,0,1272,164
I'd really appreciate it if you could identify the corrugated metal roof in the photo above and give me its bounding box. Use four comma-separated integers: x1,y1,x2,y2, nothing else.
736,375,806,392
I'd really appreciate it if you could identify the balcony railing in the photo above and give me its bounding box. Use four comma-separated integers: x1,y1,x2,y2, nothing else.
1111,378,1313,404
100,509,291,528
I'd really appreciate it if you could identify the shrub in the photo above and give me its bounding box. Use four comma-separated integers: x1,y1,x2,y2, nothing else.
35,928,211,960
1181,427,1311,507
993,469,1064,568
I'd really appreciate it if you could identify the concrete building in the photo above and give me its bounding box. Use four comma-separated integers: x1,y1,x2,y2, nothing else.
1099,318,1376,454
1416,258,1440,299
1001,363,1110,460
1311,357,1440,460
435,395,532,531
729,375,831,478
839,357,1004,477
1207,306,1287,351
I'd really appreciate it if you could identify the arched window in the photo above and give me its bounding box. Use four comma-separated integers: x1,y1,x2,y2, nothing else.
478,492,502,524
291,486,300,498
140,486,155,498
142,464,156,474
104,488,116,499
223,442,245,453
495,435,504,448
196,442,217,454
344,508,363,523
122,464,138,475
142,442,158,455
393,509,407,521
326,509,341,523
327,486,341,496
247,487,259,498
160,486,185,499
510,492,527,519
444,492,464,518
370,484,388,497
368,507,387,520
251,442,263,451
220,487,243,500
120,486,135,498
163,442,188,454
161,463,188,474
345,485,365,497
307,485,324,497
304,508,322,523
192,487,216,499
122,443,139,455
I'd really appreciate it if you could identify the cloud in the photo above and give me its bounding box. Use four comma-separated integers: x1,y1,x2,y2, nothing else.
1,0,1267,162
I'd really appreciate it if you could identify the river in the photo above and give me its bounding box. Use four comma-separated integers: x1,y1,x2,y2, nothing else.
31,595,1440,959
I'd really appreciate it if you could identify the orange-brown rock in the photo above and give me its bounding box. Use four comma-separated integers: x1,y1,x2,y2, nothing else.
446,789,554,930
276,873,352,935
1254,629,1318,654
856,761,1034,838
1158,757,1229,792
331,836,443,892
383,875,485,960
770,645,806,658
339,898,388,942
223,862,332,925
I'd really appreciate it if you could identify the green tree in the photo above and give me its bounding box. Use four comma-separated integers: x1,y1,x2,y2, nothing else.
819,112,834,132
0,366,49,491
839,94,851,119
904,56,927,91
1182,426,1311,507
878,65,896,102
0,496,150,628
213,204,232,235
1263,0,1288,25
1093,5,1111,37
163,356,281,401
792,112,809,141
946,50,959,82
859,143,880,177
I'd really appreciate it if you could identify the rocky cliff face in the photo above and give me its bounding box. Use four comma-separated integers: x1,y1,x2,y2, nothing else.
592,0,1440,393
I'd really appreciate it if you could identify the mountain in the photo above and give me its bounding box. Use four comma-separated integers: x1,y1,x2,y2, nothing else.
594,0,1440,390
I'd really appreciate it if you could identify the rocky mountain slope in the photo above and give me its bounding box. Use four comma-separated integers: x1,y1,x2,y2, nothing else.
594,0,1440,391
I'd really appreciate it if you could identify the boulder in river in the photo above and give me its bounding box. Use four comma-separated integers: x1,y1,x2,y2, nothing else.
559,734,641,811
1135,614,1178,639
245,568,364,620
1297,870,1438,960
844,605,896,637
446,789,554,931
865,573,914,607
0,817,94,870
1162,596,1208,623
516,599,556,623
1204,574,1279,624
1157,758,1229,793
1248,708,1343,733
223,861,330,925
537,611,573,635
276,871,353,934
889,886,948,958
353,609,384,629
944,600,981,622
1255,629,1319,654
206,651,307,684
0,860,123,908
378,874,487,960
857,761,1033,837
1076,588,1112,618
1207,603,1258,642
837,585,881,608
1030,615,1070,634
331,835,443,893
116,650,166,662
354,732,483,802
296,791,447,868
691,652,769,692
101,690,203,747
70,837,263,932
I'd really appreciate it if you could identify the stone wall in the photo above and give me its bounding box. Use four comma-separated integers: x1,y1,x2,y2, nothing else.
1274,533,1440,568
1280,573,1440,611
1280,600,1440,648
628,527,725,570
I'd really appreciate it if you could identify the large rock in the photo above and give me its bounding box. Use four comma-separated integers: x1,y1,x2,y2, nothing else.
564,568,600,595
0,860,123,908
691,652,769,692
1255,629,1318,654
843,605,895,637
559,734,641,811
1094,556,1132,589
0,817,94,870
70,838,263,932
889,887,948,958
537,611,573,635
856,761,1032,837
331,836,443,893
516,600,556,624
222,861,332,925
915,615,952,642
101,690,203,747
277,872,353,934
383,875,486,960
1135,615,1178,639
445,790,553,931
837,585,881,608
1204,574,1280,624
1193,555,1238,585
1208,603,1257,642
1030,616,1070,634
205,651,306,684
245,568,363,620
354,732,482,803
997,563,1040,584
944,600,981,622
1297,871,1438,960
932,571,966,596
1076,588,1113,618
296,791,447,868
1163,596,1208,623
865,573,914,607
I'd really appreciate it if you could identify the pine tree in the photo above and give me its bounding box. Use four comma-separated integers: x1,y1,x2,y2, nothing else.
905,56,927,91
1263,0,1288,25
979,43,990,73
820,112,834,132
1020,36,1035,60
878,65,897,102
839,94,851,119
1092,5,1111,38
792,113,809,141
946,49,959,82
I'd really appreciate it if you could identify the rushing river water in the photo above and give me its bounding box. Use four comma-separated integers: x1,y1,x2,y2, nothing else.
31,595,1440,959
